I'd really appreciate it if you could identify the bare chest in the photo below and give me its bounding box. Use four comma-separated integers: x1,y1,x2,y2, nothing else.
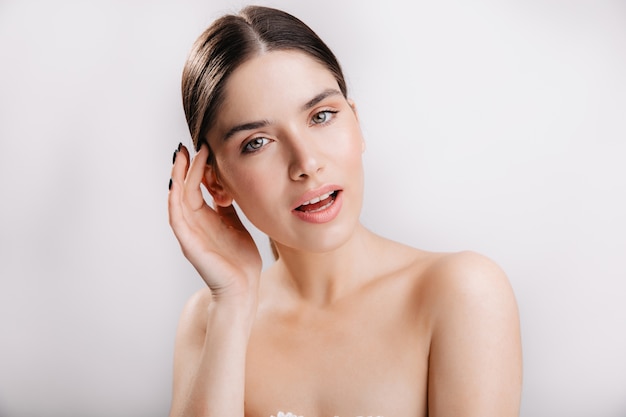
243,297,430,417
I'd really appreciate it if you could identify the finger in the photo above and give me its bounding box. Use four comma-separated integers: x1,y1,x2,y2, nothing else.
169,143,194,232
169,170,218,243
179,144,191,176
168,160,187,234
171,143,189,187
185,143,209,189
183,144,210,210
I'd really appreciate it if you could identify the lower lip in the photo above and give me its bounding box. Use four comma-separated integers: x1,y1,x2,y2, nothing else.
292,191,343,224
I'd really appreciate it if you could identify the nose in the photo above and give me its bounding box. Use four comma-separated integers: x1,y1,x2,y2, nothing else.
287,134,324,181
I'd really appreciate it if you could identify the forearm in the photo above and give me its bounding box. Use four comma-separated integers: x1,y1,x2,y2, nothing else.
177,301,255,417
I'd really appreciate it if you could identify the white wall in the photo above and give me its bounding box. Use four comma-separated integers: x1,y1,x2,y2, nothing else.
0,1,624,416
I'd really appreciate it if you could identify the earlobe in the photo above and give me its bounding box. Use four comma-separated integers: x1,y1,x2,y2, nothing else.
203,164,233,207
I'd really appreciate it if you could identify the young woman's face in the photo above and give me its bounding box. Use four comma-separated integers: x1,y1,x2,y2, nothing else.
205,50,365,254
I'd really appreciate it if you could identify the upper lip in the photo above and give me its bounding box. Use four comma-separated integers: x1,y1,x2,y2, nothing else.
291,184,342,210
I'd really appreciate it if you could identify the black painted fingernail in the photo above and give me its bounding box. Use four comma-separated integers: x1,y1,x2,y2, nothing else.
168,178,172,190
172,149,178,164
177,142,182,151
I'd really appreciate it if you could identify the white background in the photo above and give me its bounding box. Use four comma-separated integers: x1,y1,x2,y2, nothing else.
1,1,625,416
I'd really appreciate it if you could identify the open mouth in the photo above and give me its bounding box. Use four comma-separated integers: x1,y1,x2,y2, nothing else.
295,190,339,213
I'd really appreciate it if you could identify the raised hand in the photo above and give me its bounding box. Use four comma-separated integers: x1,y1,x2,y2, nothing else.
168,143,262,303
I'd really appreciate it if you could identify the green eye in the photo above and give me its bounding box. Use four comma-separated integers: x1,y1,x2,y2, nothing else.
311,110,337,124
243,137,270,153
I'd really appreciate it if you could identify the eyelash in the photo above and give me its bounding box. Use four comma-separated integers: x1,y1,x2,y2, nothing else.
311,109,339,126
242,137,271,154
241,109,340,154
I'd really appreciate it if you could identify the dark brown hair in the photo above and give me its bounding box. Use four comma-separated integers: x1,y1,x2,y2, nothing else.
181,6,348,260
181,5,348,157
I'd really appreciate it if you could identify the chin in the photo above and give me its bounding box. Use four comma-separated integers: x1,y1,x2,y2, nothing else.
244,188,364,256
272,214,363,256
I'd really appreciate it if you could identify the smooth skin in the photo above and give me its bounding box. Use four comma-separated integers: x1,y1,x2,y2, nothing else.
168,50,522,417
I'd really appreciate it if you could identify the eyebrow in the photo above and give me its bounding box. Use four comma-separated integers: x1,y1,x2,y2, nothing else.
223,120,270,142
222,88,343,142
301,88,343,111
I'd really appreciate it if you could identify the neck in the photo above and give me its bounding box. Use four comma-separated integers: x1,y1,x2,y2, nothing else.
272,224,381,306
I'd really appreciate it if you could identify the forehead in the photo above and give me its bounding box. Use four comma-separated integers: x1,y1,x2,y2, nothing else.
216,50,340,125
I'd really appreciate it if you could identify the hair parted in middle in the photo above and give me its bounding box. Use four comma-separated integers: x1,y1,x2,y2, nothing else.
181,5,348,160
181,5,350,261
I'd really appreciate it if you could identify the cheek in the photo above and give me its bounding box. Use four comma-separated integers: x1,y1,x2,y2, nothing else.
218,160,274,210
334,126,365,168
225,169,281,236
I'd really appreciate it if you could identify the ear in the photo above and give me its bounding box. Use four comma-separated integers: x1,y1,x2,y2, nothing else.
348,98,359,120
348,99,366,153
203,164,233,207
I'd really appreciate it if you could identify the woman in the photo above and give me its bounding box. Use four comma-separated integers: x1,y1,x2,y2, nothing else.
168,5,522,417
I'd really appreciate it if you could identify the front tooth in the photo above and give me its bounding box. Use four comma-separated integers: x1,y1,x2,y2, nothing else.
302,191,333,206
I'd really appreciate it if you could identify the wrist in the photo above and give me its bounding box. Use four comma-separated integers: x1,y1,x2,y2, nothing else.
207,293,258,330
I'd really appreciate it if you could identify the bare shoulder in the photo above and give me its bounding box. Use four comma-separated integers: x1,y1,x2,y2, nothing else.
177,287,212,338
424,250,509,283
183,286,213,313
171,287,213,362
170,287,212,414
416,251,523,415
416,250,517,314
171,288,213,369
